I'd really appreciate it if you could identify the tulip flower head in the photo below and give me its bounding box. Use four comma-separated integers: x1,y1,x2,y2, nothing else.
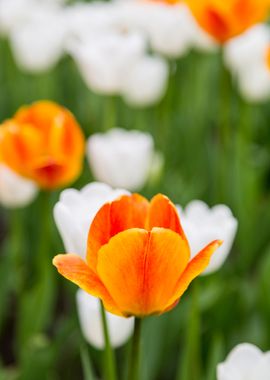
184,0,270,43
53,193,222,318
178,200,237,275
217,343,270,380
0,101,85,190
224,25,270,102
87,128,155,191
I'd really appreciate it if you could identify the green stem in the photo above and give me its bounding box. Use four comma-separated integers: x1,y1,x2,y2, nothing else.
80,343,96,380
10,208,25,294
99,300,118,380
128,317,142,380
176,283,201,380
38,191,52,270
217,57,232,204
104,96,117,131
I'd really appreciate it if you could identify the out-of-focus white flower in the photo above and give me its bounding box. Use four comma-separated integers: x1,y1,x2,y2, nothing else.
87,128,155,191
118,0,216,56
238,61,270,102
217,343,270,380
121,55,168,107
224,25,270,74
224,25,270,102
68,30,146,95
0,0,64,35
178,200,237,275
117,1,193,58
186,10,217,52
76,289,134,349
65,2,124,41
0,164,38,208
54,182,128,258
0,0,29,34
9,7,67,73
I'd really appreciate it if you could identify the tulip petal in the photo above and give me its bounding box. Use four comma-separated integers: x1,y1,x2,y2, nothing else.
97,227,190,317
87,194,149,270
53,254,122,316
166,240,222,308
146,194,189,244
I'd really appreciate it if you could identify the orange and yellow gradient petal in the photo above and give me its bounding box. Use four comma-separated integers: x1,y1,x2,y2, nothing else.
0,101,85,190
53,194,222,318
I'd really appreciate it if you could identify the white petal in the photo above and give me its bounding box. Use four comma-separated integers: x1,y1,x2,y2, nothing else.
10,7,67,73
238,63,270,103
68,30,146,95
76,290,134,349
179,200,237,275
217,343,264,380
121,55,168,107
0,165,38,208
224,24,270,75
53,182,128,258
255,352,270,380
87,128,154,191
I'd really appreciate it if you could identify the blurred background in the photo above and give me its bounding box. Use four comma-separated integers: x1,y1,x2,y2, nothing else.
1,0,270,379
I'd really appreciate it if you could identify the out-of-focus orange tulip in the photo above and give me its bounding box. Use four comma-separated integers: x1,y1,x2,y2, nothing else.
53,194,221,317
184,0,270,43
0,101,85,190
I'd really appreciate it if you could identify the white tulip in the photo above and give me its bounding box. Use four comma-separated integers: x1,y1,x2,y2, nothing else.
68,30,146,95
224,25,270,102
121,55,168,107
224,25,270,75
76,290,134,350
65,2,125,41
9,6,67,73
54,182,128,258
0,0,29,34
238,62,270,102
0,0,64,35
0,164,38,208
87,128,155,191
178,200,237,275
116,1,193,58
217,343,270,380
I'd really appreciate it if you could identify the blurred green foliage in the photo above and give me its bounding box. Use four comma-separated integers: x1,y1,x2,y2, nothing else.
0,34,270,380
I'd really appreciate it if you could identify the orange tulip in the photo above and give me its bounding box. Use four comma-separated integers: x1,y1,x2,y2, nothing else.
53,194,222,317
0,101,85,190
184,0,270,43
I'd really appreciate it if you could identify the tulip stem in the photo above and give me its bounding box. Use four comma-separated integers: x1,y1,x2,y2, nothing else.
104,96,117,131
128,317,142,380
99,300,118,380
10,208,25,294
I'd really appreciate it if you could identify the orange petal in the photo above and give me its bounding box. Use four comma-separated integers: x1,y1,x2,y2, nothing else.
87,194,149,271
146,194,189,244
53,254,122,316
165,240,222,309
97,227,190,317
15,101,65,133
